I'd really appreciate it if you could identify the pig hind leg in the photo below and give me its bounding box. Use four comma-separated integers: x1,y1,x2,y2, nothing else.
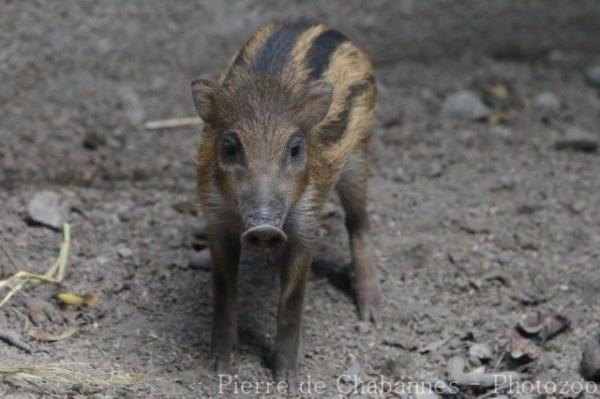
336,147,383,328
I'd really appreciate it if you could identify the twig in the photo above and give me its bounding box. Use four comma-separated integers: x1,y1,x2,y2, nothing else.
54,223,70,282
0,271,59,289
28,326,78,342
492,341,508,371
0,363,145,390
144,117,202,130
0,224,71,309
0,280,26,308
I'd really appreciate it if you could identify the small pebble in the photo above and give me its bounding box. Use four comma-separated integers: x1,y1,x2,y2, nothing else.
188,249,211,271
569,200,586,214
27,191,66,230
192,222,208,240
555,127,598,153
117,84,146,125
116,244,133,258
95,256,110,266
340,358,361,383
0,329,32,353
534,91,561,110
427,161,444,178
514,395,537,399
414,392,439,399
393,166,413,183
356,322,371,335
469,343,493,366
492,175,519,191
581,334,600,382
441,91,491,121
82,132,106,150
488,125,513,137
172,200,198,216
517,286,546,306
585,64,600,87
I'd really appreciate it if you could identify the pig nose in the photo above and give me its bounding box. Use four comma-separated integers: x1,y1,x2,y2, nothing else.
242,225,287,249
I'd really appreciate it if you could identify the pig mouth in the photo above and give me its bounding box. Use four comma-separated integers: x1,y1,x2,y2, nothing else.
244,214,283,230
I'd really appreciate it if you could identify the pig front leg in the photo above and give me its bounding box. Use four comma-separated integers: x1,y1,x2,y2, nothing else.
208,230,241,373
275,243,311,394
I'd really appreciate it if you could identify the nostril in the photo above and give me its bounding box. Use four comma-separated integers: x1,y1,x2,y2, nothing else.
247,234,260,246
243,225,287,249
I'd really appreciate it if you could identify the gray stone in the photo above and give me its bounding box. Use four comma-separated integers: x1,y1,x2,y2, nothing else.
116,244,133,258
356,321,371,335
441,91,491,120
393,166,413,183
82,131,106,150
414,392,439,399
469,343,493,366
514,395,537,399
427,161,444,178
555,127,598,153
585,64,600,86
188,249,211,271
117,85,145,125
534,91,561,110
488,125,513,137
340,358,361,383
27,191,66,230
581,334,600,382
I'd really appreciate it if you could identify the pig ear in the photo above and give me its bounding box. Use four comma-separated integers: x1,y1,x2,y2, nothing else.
298,79,333,130
191,79,217,122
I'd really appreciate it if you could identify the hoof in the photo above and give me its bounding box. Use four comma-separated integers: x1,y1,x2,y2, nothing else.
356,280,383,329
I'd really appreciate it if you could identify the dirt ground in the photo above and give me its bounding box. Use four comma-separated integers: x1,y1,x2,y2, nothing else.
1,1,600,398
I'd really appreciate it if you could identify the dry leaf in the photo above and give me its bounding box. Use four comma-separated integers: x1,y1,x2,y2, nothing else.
58,292,100,308
487,111,506,125
485,84,510,100
508,327,540,360
542,315,570,341
28,326,78,342
82,292,100,307
58,292,84,306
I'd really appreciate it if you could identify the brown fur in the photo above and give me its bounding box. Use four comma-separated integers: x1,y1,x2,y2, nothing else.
191,20,381,392
197,21,376,231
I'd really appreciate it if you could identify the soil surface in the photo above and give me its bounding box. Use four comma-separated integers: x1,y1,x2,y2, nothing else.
1,1,600,398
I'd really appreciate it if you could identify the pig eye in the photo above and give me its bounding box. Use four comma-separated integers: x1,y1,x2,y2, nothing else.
290,143,301,159
289,136,304,162
220,132,241,163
